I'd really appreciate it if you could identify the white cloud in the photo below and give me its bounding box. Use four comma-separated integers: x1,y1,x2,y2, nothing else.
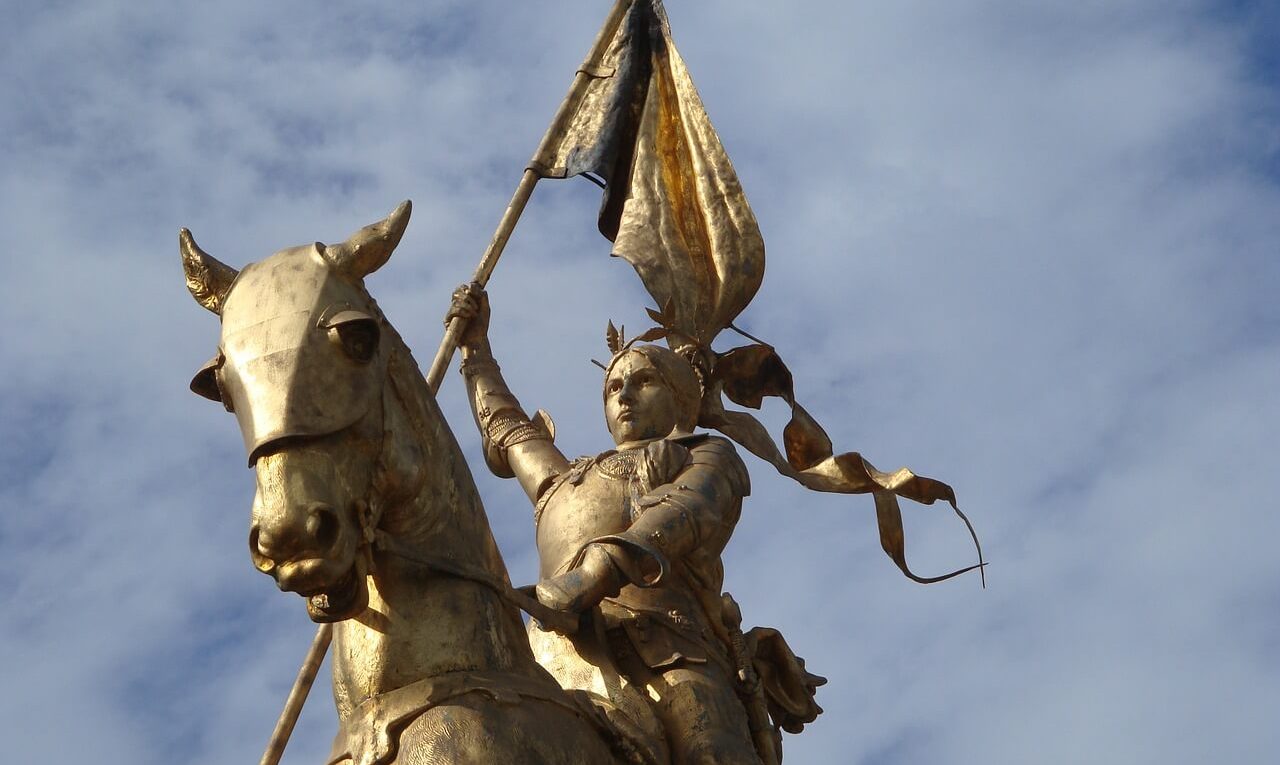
1,1,1276,762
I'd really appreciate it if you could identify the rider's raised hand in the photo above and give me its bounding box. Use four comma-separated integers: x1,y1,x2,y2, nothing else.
446,282,490,349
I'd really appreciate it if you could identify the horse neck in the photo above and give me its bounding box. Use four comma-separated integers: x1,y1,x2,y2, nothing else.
378,336,507,580
331,334,541,715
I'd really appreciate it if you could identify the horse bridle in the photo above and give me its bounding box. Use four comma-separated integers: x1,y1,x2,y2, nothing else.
347,347,579,636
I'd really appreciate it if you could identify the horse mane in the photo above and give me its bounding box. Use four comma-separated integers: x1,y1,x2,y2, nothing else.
372,299,514,587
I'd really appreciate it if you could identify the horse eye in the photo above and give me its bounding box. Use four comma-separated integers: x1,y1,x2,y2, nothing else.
328,318,380,363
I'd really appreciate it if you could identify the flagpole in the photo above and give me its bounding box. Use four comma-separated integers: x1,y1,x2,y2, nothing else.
259,2,635,762
257,623,332,765
425,0,634,390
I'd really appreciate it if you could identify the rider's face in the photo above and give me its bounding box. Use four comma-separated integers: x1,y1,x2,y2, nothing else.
604,353,679,447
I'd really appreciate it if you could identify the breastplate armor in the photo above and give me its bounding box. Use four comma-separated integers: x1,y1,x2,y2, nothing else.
535,450,642,579
534,445,735,670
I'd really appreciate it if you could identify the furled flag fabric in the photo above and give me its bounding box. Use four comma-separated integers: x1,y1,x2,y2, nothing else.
534,0,983,584
534,0,763,346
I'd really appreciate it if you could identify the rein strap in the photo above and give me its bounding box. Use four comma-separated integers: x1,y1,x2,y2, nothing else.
373,531,579,636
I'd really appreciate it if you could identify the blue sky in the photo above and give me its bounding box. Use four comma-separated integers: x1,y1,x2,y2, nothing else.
2,1,1278,763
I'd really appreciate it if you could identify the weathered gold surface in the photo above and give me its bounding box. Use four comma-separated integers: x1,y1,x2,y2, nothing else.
450,287,822,764
537,0,984,585
182,206,654,765
180,0,980,760
538,0,764,346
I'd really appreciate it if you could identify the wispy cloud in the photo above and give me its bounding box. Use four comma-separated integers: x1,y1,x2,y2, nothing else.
1,1,1276,763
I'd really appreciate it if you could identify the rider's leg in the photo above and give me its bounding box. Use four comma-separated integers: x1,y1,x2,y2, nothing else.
644,663,763,765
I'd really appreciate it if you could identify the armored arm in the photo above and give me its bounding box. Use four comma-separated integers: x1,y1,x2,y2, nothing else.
596,436,750,586
452,286,569,502
537,437,750,613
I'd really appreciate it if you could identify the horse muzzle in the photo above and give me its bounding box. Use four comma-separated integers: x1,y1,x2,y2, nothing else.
301,561,369,623
250,529,369,623
249,497,370,619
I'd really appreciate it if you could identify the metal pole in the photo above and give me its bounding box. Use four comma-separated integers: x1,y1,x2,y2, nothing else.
258,623,332,765
259,2,635,761
426,0,634,390
424,166,539,391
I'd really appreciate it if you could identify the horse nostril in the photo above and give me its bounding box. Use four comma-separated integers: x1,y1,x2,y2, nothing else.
248,526,275,573
306,503,340,551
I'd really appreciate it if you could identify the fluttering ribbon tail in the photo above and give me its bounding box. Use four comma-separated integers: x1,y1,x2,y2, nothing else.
536,0,984,584
703,345,986,585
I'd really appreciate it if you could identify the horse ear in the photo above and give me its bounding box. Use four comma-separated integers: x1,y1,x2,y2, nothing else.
322,200,411,279
180,228,239,315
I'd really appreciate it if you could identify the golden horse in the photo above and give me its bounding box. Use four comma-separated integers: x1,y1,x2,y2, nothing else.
180,202,663,765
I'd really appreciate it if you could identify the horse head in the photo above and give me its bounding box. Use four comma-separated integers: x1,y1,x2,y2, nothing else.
180,204,667,765
182,202,417,623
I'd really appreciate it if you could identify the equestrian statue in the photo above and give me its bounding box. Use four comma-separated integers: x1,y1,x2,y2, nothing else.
178,2,982,762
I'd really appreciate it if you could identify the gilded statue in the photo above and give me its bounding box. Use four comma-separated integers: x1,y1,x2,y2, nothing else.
182,204,663,765
179,1,983,762
447,284,819,764
180,201,977,763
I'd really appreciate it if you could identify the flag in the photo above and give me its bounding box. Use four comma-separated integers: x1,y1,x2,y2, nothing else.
536,0,983,584
535,0,763,346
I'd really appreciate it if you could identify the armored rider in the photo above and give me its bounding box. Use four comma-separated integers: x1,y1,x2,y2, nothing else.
449,285,763,765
